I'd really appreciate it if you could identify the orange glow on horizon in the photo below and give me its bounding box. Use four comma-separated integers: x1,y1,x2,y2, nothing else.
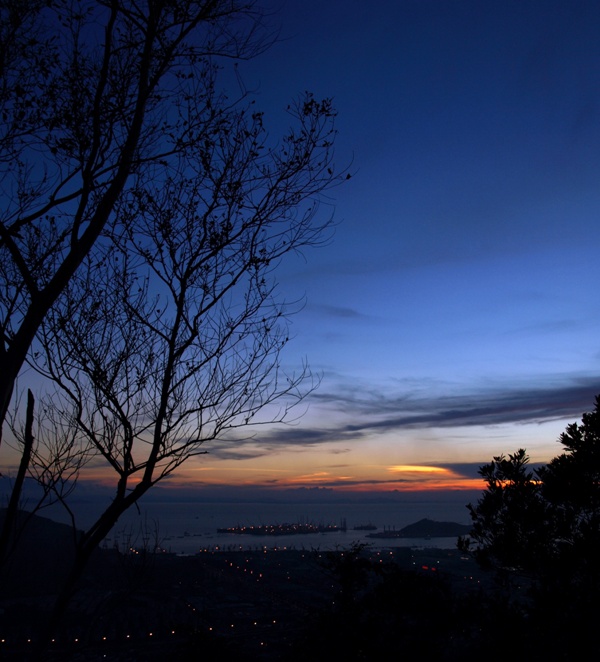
329,477,486,493
137,472,486,493
33,450,487,495
51,469,486,495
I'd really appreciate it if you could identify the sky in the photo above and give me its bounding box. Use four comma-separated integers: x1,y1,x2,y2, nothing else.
5,0,600,505
173,0,600,497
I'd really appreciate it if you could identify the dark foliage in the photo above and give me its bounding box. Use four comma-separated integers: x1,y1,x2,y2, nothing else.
459,395,600,657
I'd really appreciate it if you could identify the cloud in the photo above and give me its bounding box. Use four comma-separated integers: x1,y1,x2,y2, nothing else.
308,303,369,319
245,376,600,449
203,445,272,461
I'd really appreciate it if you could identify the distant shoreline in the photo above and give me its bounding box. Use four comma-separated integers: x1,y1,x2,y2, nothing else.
216,522,344,536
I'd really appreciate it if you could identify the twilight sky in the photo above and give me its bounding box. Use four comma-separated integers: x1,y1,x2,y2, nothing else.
5,1,600,502
167,0,600,496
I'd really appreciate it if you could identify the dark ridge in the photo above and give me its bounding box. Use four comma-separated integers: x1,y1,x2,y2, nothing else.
0,509,107,596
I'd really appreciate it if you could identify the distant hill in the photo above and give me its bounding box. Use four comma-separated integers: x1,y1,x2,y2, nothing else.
0,509,105,596
367,518,471,539
0,508,79,544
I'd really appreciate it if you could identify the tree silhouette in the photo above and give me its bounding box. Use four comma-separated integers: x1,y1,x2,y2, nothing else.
0,0,271,541
460,395,600,653
458,448,550,573
0,0,346,642
461,397,600,573
0,0,270,434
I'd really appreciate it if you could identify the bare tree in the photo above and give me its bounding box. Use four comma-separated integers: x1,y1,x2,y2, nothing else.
0,0,269,433
37,90,339,643
0,0,345,643
0,0,269,566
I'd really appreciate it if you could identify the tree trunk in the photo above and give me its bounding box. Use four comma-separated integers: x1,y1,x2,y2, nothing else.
34,481,152,658
0,389,35,568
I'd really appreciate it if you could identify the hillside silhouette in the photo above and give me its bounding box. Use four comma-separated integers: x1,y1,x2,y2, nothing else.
367,518,471,539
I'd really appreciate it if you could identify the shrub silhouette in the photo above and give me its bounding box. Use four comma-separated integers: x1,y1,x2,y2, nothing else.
460,395,600,655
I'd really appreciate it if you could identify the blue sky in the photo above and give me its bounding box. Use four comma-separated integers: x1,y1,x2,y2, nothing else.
168,0,600,493
5,1,600,501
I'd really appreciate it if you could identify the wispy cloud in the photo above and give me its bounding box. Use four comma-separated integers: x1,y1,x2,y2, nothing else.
237,376,600,450
308,303,369,319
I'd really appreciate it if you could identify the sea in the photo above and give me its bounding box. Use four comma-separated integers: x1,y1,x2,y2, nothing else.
65,494,475,555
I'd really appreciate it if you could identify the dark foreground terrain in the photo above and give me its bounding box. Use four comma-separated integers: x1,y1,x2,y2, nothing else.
0,513,596,660
1,541,490,661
